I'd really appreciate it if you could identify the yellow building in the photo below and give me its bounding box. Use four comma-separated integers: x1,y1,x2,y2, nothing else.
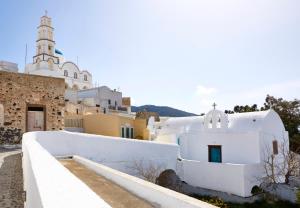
65,111,150,140
83,113,149,139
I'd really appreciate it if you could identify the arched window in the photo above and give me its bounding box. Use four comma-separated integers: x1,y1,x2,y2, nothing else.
64,70,68,77
74,72,78,79
84,74,88,81
0,104,4,126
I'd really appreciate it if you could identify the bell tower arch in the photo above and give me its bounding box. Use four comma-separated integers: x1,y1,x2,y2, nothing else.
33,11,59,64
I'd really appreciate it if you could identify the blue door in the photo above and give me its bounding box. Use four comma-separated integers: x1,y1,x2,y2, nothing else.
209,146,222,163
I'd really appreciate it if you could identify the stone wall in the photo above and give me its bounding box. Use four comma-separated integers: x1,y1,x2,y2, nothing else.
0,71,65,144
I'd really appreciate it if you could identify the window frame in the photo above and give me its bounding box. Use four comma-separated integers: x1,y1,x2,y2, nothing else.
208,145,222,163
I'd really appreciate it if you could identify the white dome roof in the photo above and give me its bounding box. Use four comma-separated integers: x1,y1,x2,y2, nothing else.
158,109,285,134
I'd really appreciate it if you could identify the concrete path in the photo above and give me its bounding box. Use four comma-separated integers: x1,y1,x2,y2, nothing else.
0,147,24,208
60,159,155,208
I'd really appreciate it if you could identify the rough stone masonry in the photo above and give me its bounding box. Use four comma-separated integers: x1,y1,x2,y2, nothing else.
0,71,65,144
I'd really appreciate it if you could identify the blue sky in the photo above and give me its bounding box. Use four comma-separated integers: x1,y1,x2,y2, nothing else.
1,0,300,114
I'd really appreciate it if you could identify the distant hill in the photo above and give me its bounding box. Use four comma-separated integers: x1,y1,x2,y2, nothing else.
131,105,197,117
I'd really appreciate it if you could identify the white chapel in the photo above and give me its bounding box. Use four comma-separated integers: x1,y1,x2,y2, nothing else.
150,104,289,197
25,12,93,90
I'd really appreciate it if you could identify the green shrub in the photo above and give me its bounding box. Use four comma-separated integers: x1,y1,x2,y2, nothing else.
190,194,229,208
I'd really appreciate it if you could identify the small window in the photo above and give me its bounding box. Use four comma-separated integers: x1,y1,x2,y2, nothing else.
108,99,111,105
48,45,52,51
273,140,278,155
64,70,68,77
74,72,78,79
84,74,88,81
177,137,180,145
208,145,222,163
115,101,117,106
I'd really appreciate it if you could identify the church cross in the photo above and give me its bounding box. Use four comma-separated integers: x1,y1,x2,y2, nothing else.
45,10,48,16
212,102,217,110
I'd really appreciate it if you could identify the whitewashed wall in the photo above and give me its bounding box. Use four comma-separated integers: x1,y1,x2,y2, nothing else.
22,131,216,208
22,132,111,208
181,159,262,197
36,131,179,174
77,86,123,109
183,132,261,164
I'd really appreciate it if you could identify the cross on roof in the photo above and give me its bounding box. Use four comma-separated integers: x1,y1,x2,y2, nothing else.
212,102,217,110
45,10,48,16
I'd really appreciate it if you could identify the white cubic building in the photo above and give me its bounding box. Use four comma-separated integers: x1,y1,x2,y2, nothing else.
151,107,289,197
65,86,131,113
25,12,92,90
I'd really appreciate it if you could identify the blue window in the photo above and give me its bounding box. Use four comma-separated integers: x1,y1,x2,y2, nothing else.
177,137,180,145
208,145,222,163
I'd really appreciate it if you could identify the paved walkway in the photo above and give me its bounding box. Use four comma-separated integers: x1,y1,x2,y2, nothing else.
60,159,155,208
0,147,24,208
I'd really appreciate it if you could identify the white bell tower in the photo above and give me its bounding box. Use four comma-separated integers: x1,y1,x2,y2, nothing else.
33,11,59,65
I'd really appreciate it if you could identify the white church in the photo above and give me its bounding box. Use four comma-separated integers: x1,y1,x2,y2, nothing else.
25,12,93,90
150,105,289,197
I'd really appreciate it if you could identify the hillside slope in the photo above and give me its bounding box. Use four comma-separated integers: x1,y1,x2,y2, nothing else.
131,105,197,117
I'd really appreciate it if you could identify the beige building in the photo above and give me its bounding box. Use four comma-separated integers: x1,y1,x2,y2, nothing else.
0,71,65,144
83,113,149,139
65,109,150,140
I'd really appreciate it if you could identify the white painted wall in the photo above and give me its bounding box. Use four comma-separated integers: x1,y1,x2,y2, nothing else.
182,132,261,164
181,159,262,197
35,131,178,175
25,61,92,90
22,132,111,208
22,131,216,208
77,86,122,109
74,156,217,208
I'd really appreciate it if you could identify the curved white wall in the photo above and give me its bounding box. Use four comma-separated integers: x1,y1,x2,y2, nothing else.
22,132,111,208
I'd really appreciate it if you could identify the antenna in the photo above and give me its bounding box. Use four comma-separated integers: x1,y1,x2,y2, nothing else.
25,44,27,68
